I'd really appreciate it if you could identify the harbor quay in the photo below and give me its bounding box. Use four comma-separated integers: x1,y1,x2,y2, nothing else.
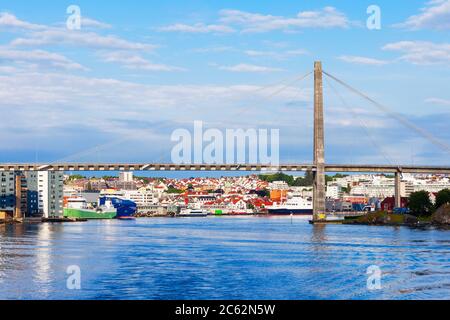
2,170,450,225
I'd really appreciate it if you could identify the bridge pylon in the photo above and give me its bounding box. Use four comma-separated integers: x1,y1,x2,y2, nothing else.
313,61,326,221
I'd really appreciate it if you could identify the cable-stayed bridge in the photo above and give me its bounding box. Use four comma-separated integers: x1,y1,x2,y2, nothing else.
2,62,450,221
1,163,449,174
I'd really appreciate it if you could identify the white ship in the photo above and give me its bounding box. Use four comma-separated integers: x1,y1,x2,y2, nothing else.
176,208,209,217
266,194,313,215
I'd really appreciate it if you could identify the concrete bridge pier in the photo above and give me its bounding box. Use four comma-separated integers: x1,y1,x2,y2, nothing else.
395,170,402,209
313,61,326,221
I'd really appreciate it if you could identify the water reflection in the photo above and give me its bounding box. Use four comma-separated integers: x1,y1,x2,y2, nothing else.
0,218,449,300
311,224,327,244
34,224,53,295
0,225,5,283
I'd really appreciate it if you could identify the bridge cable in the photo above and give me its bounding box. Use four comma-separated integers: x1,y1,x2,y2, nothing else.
55,71,313,164
158,70,310,165
323,71,450,156
264,71,313,100
229,71,313,121
323,76,393,165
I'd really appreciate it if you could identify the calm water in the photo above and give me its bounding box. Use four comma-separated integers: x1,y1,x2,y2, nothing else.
0,217,449,300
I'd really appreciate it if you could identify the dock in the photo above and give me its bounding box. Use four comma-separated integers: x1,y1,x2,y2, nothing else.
309,212,368,224
0,218,24,225
309,219,344,225
42,217,88,223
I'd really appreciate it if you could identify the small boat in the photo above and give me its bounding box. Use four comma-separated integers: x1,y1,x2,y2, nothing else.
309,214,345,224
176,208,209,217
117,216,136,221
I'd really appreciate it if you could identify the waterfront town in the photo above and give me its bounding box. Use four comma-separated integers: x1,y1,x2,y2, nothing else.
1,170,450,221
2,0,450,303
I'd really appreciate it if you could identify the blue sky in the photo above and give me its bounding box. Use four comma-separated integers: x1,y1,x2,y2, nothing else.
0,0,450,165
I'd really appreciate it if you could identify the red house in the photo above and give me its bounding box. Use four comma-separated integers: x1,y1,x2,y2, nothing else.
380,197,409,212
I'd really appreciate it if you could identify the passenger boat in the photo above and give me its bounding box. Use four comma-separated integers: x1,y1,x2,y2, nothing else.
176,208,209,217
266,194,313,215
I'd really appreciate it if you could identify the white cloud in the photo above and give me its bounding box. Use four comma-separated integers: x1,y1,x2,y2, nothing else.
81,17,112,29
160,7,351,34
0,65,17,73
285,49,308,56
0,69,310,140
425,97,450,106
192,46,234,53
0,66,445,164
0,70,307,109
338,55,390,66
0,12,45,30
244,50,276,57
396,0,450,30
219,7,350,33
158,23,234,33
11,28,155,51
0,47,86,70
326,117,387,129
244,49,307,59
1,12,155,51
100,51,185,72
218,63,284,73
383,41,450,65
0,12,111,30
0,69,307,111
193,47,307,59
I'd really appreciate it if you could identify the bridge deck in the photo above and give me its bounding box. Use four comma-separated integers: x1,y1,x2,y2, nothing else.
0,163,449,174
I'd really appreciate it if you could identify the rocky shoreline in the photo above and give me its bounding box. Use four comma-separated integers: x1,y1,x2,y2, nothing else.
344,205,450,228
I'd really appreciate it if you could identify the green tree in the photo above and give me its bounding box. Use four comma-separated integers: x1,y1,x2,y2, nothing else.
435,189,450,211
68,174,85,181
258,172,293,185
303,169,314,186
409,191,432,216
167,187,184,194
258,171,315,187
291,170,314,187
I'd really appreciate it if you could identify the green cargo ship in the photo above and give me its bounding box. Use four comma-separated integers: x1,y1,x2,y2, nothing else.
64,197,117,220
64,208,116,219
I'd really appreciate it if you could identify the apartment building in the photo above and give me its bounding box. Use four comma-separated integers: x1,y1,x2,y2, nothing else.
29,171,64,218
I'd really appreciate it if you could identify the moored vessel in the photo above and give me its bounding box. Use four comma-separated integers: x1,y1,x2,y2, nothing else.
64,197,117,219
99,195,137,219
98,189,137,220
266,194,313,215
176,208,209,217
117,215,136,221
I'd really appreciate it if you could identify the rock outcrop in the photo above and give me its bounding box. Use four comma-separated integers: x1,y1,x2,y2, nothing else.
346,212,418,226
403,214,419,225
432,204,450,225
